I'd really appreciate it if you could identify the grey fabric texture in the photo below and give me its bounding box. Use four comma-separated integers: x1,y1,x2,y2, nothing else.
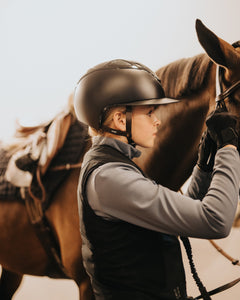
81,136,240,239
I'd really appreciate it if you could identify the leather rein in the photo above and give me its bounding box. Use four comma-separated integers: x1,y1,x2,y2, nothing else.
198,62,240,299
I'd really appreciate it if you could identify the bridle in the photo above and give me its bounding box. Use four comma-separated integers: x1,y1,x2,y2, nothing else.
215,41,240,111
199,42,240,299
216,72,240,108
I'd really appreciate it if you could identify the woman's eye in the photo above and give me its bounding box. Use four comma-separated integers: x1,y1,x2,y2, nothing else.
147,110,153,116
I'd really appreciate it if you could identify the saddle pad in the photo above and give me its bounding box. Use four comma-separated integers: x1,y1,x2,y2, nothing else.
0,148,22,201
0,119,89,206
30,120,89,210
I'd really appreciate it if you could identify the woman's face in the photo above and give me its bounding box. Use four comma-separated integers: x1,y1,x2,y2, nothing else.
131,105,161,148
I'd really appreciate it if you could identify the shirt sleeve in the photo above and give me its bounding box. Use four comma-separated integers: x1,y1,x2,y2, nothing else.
186,166,212,200
86,147,240,239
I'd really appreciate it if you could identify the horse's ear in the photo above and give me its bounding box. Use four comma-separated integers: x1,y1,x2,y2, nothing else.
195,19,239,70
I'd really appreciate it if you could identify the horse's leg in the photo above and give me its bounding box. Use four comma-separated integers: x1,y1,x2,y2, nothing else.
0,200,51,300
0,268,23,300
46,168,93,300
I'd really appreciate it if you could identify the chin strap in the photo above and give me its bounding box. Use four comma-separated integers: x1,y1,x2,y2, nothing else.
101,106,136,147
125,106,136,146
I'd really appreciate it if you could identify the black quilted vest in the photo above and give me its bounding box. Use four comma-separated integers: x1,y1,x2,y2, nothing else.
79,144,187,300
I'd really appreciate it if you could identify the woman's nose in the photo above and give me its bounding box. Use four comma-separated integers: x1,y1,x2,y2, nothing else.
153,113,161,127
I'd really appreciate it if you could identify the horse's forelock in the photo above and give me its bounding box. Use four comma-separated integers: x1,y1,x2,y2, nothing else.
156,53,212,99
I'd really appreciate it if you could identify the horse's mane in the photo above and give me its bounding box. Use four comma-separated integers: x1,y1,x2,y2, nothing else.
156,53,213,99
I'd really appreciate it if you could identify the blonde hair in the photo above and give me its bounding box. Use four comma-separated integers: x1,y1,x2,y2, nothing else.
89,106,126,137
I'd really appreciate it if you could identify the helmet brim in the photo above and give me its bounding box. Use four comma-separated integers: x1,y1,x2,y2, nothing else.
121,97,180,106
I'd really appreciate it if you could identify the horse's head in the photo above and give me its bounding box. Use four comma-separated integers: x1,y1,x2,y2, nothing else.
140,20,240,192
196,19,240,227
196,19,240,127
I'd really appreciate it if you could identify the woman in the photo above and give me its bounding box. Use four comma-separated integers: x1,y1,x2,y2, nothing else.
74,59,240,300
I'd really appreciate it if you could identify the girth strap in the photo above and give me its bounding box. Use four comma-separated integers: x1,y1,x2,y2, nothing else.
23,189,70,278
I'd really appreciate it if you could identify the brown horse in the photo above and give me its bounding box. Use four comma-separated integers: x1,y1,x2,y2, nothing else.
136,20,240,192
0,19,240,299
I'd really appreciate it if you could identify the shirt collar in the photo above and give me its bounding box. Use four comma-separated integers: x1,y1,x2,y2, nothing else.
92,136,141,159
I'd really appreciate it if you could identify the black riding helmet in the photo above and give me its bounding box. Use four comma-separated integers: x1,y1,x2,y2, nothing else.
74,59,179,145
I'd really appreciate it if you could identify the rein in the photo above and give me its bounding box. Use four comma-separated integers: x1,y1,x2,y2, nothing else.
196,63,240,299
180,60,240,299
212,61,240,266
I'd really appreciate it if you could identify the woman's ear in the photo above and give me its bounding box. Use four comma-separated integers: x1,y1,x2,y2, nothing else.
112,111,126,131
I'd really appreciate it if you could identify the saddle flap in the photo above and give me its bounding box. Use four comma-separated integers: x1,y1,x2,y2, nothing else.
5,109,73,188
39,112,72,175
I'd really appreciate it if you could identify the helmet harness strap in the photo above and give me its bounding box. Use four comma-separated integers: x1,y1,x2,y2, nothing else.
125,106,136,147
101,106,136,147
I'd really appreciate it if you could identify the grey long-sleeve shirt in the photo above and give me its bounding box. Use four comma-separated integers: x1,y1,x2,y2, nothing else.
82,136,240,239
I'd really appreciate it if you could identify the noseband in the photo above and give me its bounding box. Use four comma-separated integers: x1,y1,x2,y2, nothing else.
215,41,240,111
215,67,240,111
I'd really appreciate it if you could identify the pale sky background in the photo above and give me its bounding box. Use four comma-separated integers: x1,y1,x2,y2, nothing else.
0,0,240,140
1,1,240,299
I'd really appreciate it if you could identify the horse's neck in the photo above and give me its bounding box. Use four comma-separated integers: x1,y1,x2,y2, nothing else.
135,64,217,190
